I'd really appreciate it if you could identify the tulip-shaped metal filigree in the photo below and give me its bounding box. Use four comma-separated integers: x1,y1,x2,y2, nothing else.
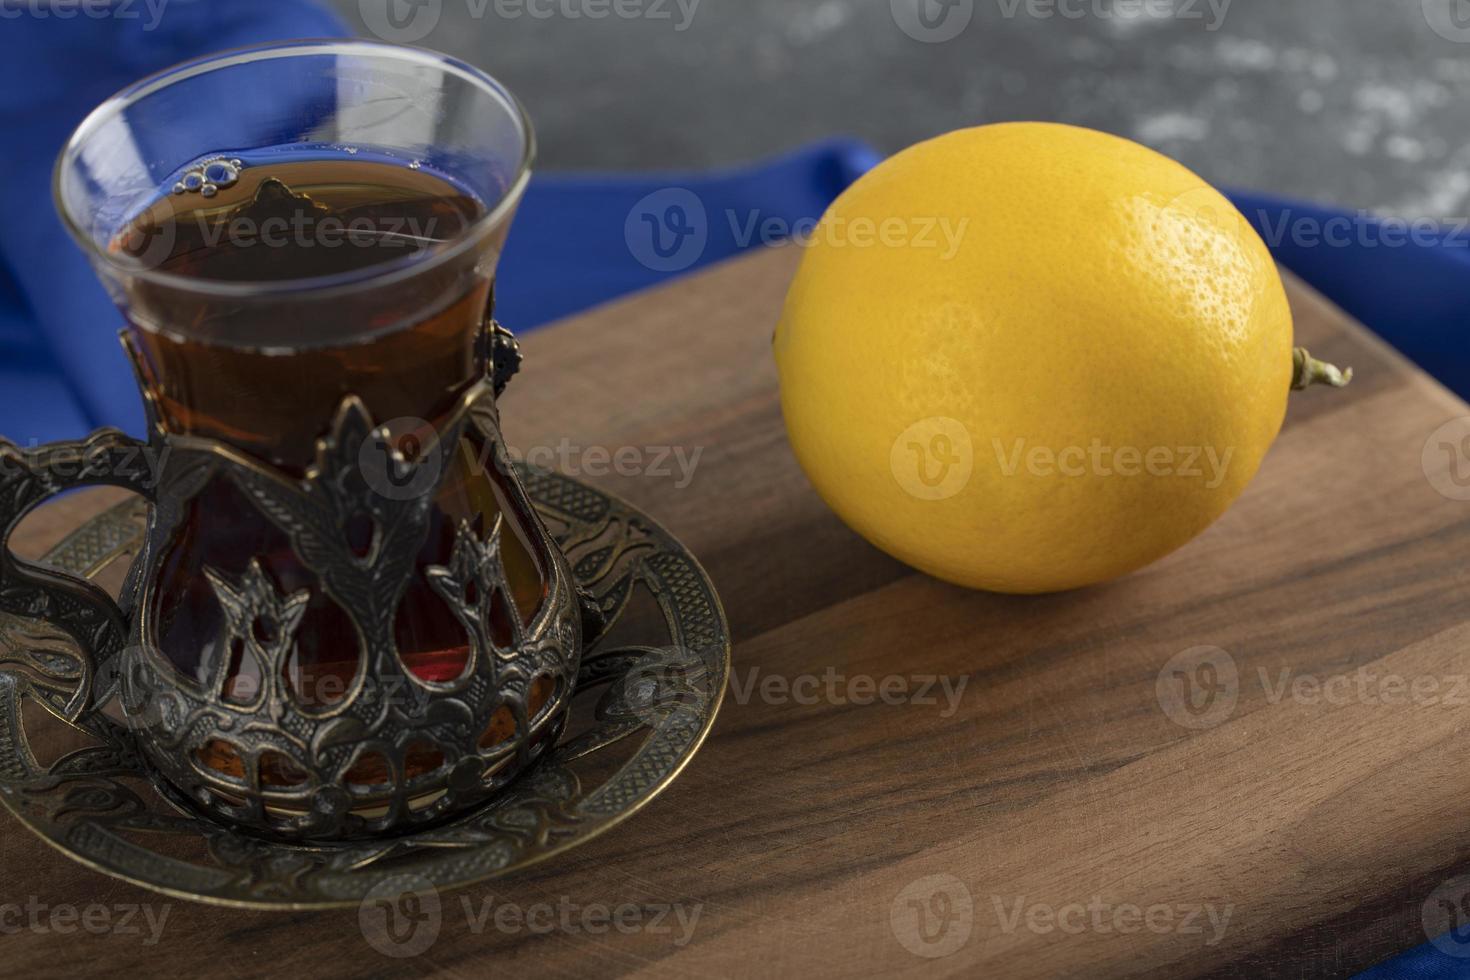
112,380,583,841
202,561,310,714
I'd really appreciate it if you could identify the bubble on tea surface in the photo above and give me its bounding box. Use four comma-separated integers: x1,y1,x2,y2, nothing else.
174,156,244,198
202,160,240,188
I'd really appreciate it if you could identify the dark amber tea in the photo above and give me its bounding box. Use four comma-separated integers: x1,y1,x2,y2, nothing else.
109,150,550,785
111,150,499,469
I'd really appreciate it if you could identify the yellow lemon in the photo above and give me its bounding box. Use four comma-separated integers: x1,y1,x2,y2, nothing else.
775,122,1344,594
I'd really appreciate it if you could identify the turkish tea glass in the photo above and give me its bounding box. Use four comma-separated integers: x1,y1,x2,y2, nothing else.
1,40,584,840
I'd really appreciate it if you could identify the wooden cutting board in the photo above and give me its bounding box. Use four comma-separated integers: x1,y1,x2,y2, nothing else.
5,246,1468,978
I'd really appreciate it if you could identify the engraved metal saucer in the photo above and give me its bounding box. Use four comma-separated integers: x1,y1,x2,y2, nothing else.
0,466,729,909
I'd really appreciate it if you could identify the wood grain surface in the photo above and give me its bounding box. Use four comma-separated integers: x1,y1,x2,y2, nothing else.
3,246,1468,978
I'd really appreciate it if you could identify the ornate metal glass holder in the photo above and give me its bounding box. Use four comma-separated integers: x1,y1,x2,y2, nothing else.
0,327,598,842
0,457,730,907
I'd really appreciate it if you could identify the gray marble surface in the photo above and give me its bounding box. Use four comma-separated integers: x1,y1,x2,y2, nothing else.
333,0,1470,219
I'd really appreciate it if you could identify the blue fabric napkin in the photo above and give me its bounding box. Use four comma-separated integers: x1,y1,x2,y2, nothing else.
1358,942,1470,979
2,9,1470,976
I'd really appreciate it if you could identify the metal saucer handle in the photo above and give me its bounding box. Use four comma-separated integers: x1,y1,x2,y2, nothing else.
0,428,158,723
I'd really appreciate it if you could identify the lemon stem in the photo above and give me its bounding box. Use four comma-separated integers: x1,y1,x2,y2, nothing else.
1292,348,1353,391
